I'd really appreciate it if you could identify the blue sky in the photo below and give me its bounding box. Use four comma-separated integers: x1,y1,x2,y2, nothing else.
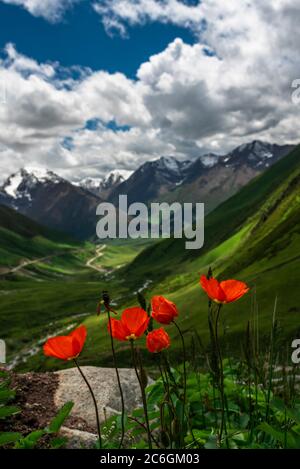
0,1,195,78
0,0,299,182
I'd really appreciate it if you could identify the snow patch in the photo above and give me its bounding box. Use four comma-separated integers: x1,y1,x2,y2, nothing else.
200,154,218,168
156,156,182,174
3,173,23,198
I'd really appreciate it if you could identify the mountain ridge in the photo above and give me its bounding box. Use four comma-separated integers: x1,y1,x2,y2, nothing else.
109,140,295,210
0,140,296,239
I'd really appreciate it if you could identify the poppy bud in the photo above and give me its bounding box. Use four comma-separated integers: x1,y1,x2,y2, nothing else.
146,328,171,353
151,296,178,325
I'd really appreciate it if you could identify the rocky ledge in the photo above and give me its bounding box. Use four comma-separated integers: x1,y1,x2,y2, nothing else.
6,367,146,448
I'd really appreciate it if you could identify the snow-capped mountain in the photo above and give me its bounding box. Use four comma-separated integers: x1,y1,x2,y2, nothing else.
79,169,133,199
1,168,63,204
0,168,103,240
109,141,295,209
109,156,190,205
220,140,293,170
0,140,295,239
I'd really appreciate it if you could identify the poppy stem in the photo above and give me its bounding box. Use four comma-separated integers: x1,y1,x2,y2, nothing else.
157,354,176,447
214,304,229,448
129,416,162,448
130,340,152,449
73,358,102,449
173,320,187,446
107,310,125,449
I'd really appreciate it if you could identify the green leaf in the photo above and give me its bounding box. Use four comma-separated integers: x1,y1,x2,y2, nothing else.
0,432,22,447
0,389,16,404
15,430,45,449
258,422,295,448
204,435,218,449
50,436,68,449
47,401,74,433
0,405,20,419
0,379,10,390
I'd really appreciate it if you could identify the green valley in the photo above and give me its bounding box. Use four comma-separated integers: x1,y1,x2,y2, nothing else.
1,146,300,372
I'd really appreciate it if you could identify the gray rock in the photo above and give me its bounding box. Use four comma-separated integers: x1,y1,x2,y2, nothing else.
60,426,98,449
54,366,146,431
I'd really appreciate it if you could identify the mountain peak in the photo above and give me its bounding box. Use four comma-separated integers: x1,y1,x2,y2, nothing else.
153,156,183,174
198,153,219,168
78,169,133,197
1,167,63,200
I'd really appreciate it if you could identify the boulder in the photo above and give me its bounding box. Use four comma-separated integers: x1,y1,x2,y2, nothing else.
54,366,145,431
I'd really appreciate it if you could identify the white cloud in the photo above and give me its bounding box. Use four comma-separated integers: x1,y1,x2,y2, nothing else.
0,1,299,182
1,0,81,22
0,44,150,178
93,0,204,37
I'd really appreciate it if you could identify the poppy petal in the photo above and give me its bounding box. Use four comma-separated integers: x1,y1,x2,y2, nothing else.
200,275,226,303
70,325,87,349
146,328,170,353
44,336,75,360
220,279,249,303
121,307,149,337
44,325,87,361
151,296,178,324
107,317,128,341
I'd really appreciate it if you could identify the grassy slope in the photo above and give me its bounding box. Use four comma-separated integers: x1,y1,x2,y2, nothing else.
0,204,78,267
0,219,150,367
72,146,300,368
125,145,300,280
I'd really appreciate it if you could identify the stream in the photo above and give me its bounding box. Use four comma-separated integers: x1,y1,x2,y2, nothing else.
7,312,90,370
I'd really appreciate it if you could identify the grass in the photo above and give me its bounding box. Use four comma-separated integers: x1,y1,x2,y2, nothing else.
0,230,153,369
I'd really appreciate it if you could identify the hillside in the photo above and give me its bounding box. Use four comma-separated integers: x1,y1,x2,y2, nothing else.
0,204,80,269
0,206,151,368
126,145,300,279
94,145,300,358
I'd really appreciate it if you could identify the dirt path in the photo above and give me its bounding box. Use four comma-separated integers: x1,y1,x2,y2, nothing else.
0,244,106,278
0,253,63,277
85,245,106,272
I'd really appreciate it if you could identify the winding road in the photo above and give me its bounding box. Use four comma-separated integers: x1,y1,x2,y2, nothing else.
85,244,106,272
0,244,107,278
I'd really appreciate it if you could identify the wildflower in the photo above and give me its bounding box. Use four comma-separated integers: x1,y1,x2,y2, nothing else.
151,296,178,325
43,325,87,361
108,307,149,341
146,328,170,353
200,275,249,304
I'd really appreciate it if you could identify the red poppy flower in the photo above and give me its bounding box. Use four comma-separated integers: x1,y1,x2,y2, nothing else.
200,275,249,304
108,307,149,341
146,328,170,353
151,296,178,325
43,325,87,361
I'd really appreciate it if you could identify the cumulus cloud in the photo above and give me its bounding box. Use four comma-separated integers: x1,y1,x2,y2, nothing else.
0,0,81,22
0,0,299,182
93,0,205,37
0,44,151,179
